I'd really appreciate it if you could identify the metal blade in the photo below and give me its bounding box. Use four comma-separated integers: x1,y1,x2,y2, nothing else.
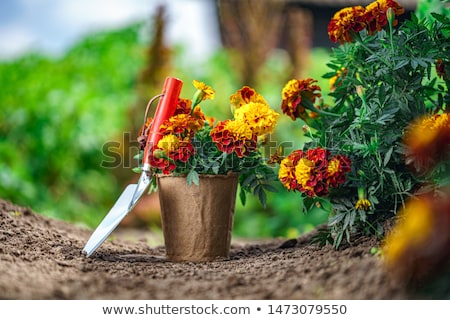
82,172,151,257
128,171,152,211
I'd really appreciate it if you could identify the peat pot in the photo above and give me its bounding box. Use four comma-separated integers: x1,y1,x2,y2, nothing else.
157,172,239,262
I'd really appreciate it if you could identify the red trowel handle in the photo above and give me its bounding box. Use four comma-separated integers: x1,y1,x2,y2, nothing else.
143,77,183,170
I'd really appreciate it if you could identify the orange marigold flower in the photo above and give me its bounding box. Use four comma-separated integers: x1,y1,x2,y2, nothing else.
364,0,404,35
328,6,366,44
192,105,206,126
210,120,257,158
281,78,322,121
159,114,203,137
404,113,450,173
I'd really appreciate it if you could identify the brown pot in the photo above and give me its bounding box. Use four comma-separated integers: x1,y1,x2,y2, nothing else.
157,172,238,262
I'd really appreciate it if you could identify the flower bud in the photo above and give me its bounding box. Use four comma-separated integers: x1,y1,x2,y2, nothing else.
356,85,365,98
387,7,395,27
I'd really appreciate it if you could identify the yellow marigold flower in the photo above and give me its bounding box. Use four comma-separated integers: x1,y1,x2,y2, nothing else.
294,158,314,189
327,158,340,176
355,199,371,210
192,80,215,107
278,155,298,191
230,86,268,110
327,6,366,44
157,134,180,155
233,102,280,136
222,120,253,140
383,197,434,268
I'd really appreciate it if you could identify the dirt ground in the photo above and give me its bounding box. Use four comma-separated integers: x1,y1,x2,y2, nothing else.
0,198,435,300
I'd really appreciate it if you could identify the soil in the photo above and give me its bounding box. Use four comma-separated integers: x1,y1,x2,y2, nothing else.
0,198,427,300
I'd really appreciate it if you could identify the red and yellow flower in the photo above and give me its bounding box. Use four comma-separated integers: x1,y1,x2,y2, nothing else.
328,6,366,44
279,147,351,198
278,150,304,191
210,120,257,158
281,78,322,121
327,0,404,43
230,86,268,111
365,0,404,34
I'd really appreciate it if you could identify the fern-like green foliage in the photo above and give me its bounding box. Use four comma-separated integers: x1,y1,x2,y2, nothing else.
311,10,450,248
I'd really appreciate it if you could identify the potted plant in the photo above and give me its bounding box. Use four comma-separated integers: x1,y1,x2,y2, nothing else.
272,0,449,250
134,80,280,261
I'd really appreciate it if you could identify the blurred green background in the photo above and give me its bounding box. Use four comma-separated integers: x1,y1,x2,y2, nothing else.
2,0,431,240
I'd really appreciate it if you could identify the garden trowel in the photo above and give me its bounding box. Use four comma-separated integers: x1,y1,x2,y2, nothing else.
83,77,183,257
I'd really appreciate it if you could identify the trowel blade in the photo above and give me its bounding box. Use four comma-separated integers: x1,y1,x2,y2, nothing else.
82,172,151,257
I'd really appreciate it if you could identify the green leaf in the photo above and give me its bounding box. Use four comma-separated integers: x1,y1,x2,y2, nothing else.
187,170,199,186
239,187,246,206
383,146,394,166
132,167,142,173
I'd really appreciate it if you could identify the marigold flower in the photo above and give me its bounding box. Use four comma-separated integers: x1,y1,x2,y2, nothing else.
382,192,450,282
281,79,322,121
327,6,366,44
234,101,280,136
159,113,203,137
157,134,180,155
230,86,268,110
383,197,434,265
327,155,352,187
278,150,304,191
295,158,317,196
149,146,177,174
364,0,404,35
404,113,450,172
210,120,256,158
280,147,351,197
151,134,195,172
192,80,215,107
174,98,193,115
355,199,371,210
